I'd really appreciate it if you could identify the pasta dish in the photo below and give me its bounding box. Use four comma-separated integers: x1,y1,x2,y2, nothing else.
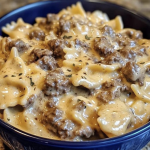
0,2,150,141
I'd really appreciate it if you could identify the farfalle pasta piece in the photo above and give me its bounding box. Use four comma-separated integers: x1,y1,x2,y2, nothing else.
0,47,46,109
63,47,80,60
105,16,123,31
58,2,86,17
143,61,150,68
2,18,32,39
35,17,46,24
131,61,150,102
62,47,94,75
97,100,133,137
131,76,150,103
131,100,150,128
71,63,120,89
88,10,109,23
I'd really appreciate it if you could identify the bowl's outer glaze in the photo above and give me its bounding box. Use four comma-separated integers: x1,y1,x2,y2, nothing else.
0,0,150,150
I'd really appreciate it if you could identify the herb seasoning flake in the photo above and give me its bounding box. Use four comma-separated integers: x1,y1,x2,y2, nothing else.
3,75,8,78
63,35,72,39
19,73,23,76
66,74,72,77
85,35,91,40
30,78,34,86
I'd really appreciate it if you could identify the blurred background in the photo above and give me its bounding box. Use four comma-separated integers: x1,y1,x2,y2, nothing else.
0,0,150,150
0,0,150,18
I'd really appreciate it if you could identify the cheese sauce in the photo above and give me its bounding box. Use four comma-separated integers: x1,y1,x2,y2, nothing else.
1,2,150,141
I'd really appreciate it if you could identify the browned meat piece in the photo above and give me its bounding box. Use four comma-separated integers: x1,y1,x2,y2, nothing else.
31,48,53,60
57,14,73,34
75,100,86,111
59,19,71,33
132,46,146,55
97,79,129,102
101,51,124,65
36,56,57,70
29,48,54,65
121,46,146,59
57,120,75,138
43,68,71,96
101,26,140,52
37,14,59,32
48,39,70,58
122,62,145,86
103,79,128,91
94,36,114,55
115,33,136,47
101,25,115,38
29,29,45,41
75,126,94,138
120,49,136,60
75,39,90,51
58,15,93,35
42,107,75,139
47,14,59,23
101,44,146,66
42,14,58,25
123,29,143,40
44,107,63,122
8,39,29,52
42,106,95,139
46,100,57,108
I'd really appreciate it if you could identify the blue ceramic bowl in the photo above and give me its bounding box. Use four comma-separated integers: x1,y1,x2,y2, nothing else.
1,0,150,150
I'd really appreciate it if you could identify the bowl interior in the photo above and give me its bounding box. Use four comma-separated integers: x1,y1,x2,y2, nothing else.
0,0,150,149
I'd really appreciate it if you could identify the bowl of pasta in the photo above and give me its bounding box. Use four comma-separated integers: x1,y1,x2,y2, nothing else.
0,0,150,150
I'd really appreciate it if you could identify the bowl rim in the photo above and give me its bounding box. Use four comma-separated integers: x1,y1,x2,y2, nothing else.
0,0,150,148
1,118,150,148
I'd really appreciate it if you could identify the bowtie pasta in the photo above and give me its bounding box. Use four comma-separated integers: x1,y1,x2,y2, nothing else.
1,2,150,141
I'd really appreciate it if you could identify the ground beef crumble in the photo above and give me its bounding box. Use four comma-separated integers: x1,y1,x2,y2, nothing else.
100,32,146,67
122,62,145,86
29,29,45,41
38,13,59,32
41,107,75,139
59,19,71,33
48,39,70,58
122,29,143,40
30,48,57,70
94,36,114,56
31,48,53,61
101,25,115,38
8,39,29,52
101,51,124,65
75,38,90,51
43,68,71,96
97,79,129,102
58,15,93,35
41,106,95,139
47,14,59,23
36,56,57,71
